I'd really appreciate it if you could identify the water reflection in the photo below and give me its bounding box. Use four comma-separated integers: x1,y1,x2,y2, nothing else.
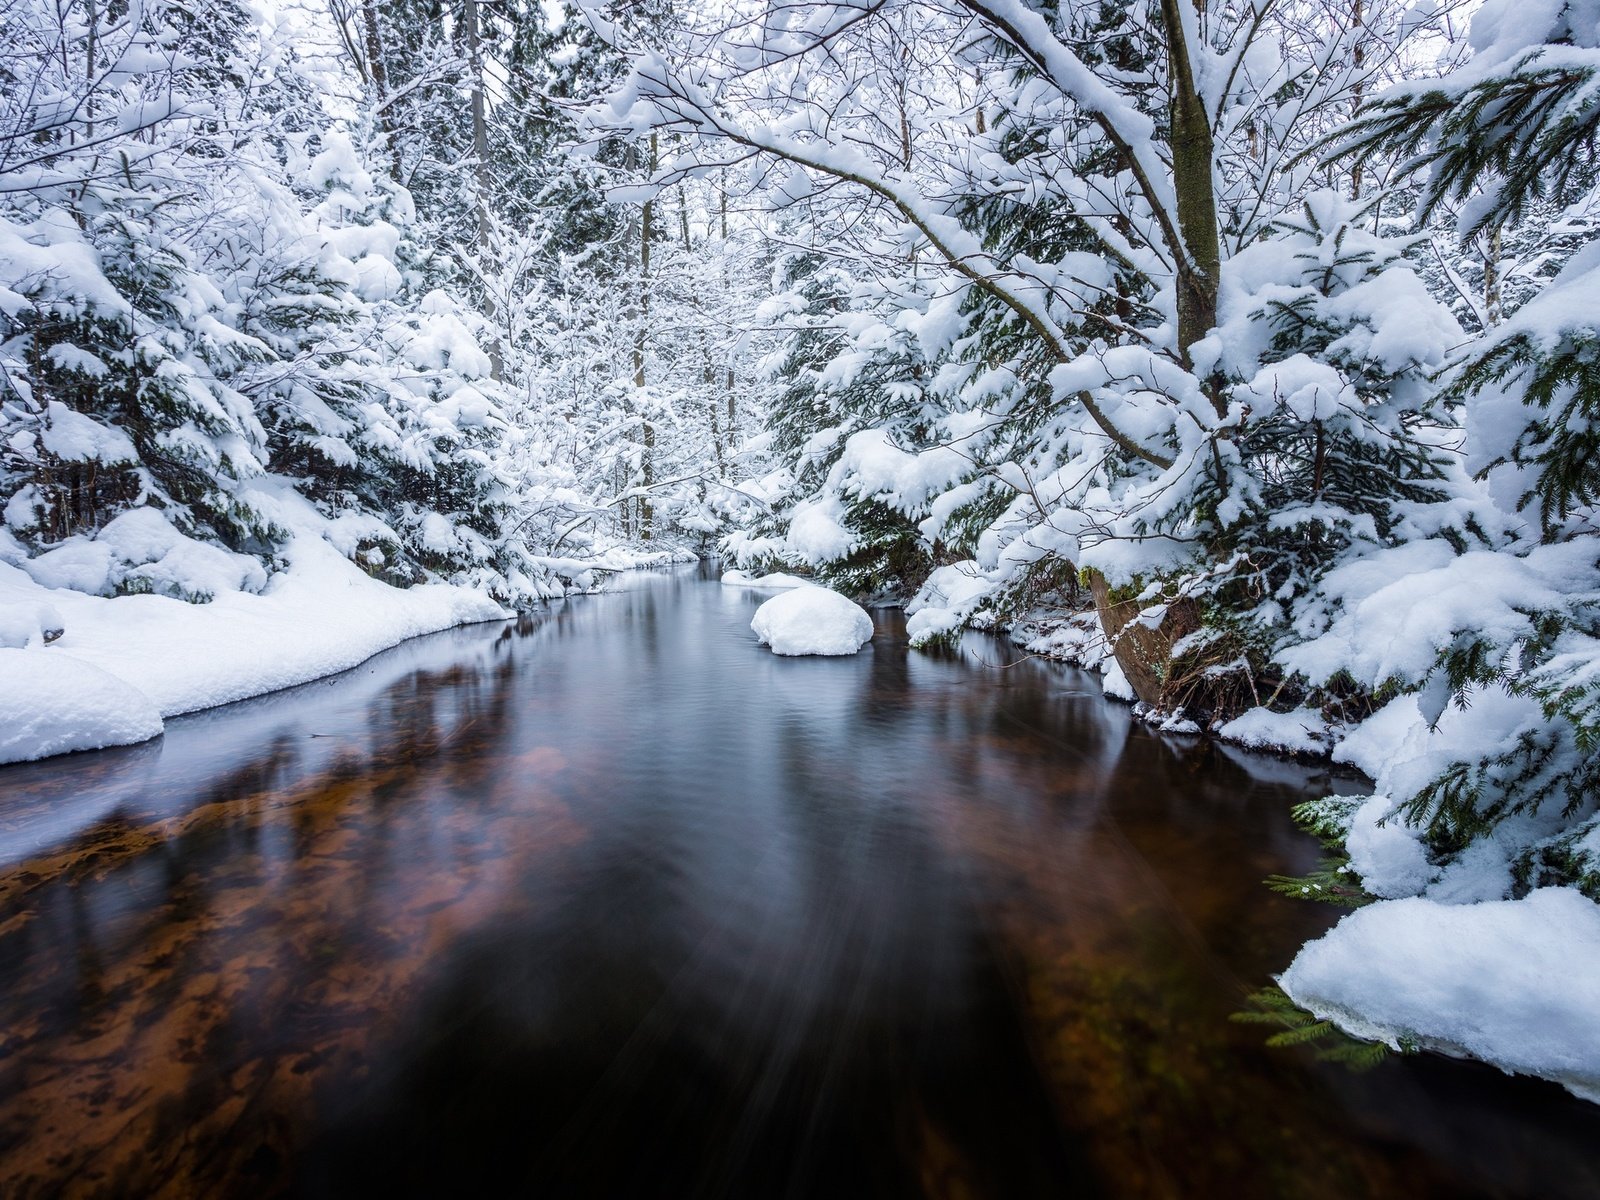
0,567,1596,1198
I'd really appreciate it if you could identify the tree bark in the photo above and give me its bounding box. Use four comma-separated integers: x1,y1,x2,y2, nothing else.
1076,0,1215,708
634,135,657,541
1161,0,1222,398
720,184,737,439
1086,570,1201,708
358,0,403,181
463,0,503,380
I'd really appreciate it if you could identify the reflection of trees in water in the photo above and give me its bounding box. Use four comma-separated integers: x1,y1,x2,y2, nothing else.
0,627,576,1198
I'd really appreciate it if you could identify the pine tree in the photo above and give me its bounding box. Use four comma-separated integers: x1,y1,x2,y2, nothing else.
729,233,964,601
0,0,282,592
1324,0,1600,896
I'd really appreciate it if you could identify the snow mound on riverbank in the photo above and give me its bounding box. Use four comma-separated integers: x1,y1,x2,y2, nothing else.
721,569,811,589
0,650,164,763
751,586,873,656
1216,706,1337,754
1280,887,1600,1102
0,494,509,764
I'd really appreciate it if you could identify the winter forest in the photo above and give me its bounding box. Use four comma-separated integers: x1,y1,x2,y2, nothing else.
4,0,1600,1191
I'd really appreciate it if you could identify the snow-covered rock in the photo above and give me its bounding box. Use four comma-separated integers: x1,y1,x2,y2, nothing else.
721,568,810,589
0,649,164,762
1280,887,1600,1103
0,599,63,648
751,585,874,656
1217,705,1335,755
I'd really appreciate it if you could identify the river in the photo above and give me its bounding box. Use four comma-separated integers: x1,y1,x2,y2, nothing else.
0,566,1596,1198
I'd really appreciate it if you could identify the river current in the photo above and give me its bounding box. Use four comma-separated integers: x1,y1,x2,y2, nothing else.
1,566,1596,1198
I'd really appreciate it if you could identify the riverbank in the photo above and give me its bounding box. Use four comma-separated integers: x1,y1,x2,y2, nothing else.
0,530,510,764
0,509,685,765
998,604,1600,1105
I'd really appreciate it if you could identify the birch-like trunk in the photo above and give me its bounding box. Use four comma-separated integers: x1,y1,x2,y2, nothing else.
634,135,658,541
463,0,503,380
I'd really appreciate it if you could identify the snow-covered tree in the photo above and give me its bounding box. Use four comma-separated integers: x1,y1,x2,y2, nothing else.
585,0,1468,704
0,0,572,602
1304,0,1600,898
0,0,283,594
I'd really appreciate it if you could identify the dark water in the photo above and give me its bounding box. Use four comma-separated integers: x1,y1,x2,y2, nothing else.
1,567,1597,1199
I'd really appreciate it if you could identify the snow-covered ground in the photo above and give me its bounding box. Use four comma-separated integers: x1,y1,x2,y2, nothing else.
1216,706,1341,756
0,524,508,764
0,485,695,765
751,585,874,656
1272,687,1600,1103
1281,888,1600,1102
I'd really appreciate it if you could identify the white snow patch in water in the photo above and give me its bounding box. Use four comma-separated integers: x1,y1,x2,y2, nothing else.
1217,705,1334,755
751,586,873,656
721,569,811,590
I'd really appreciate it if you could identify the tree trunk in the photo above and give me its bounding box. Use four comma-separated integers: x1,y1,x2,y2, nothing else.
634,135,657,541
1484,225,1503,326
1350,0,1366,200
1161,0,1221,396
1084,0,1215,708
1086,570,1201,708
720,184,737,441
463,0,503,380
358,0,403,181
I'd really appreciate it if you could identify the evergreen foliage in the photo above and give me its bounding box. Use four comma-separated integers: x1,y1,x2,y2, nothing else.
1323,0,1600,900
1232,986,1399,1070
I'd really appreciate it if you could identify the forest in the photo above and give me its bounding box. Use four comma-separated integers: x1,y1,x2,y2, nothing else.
2,0,1600,1169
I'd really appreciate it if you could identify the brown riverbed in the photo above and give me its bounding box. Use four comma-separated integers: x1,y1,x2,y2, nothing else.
1,566,1597,1198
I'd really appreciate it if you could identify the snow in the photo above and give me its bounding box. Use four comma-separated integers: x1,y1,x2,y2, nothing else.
834,428,968,513
785,494,856,564
750,585,874,656
1216,705,1335,755
906,564,998,648
22,541,116,594
1280,888,1600,1103
0,596,60,648
38,401,136,464
1282,541,1593,690
0,650,163,763
21,507,268,600
1019,611,1102,666
720,568,810,589
0,493,509,765
1100,657,1135,702
1343,795,1438,899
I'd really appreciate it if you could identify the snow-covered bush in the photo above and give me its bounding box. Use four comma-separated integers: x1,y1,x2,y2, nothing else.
1158,192,1480,713
1306,0,1600,902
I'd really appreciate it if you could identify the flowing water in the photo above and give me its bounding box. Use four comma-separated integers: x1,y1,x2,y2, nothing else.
1,567,1596,1199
